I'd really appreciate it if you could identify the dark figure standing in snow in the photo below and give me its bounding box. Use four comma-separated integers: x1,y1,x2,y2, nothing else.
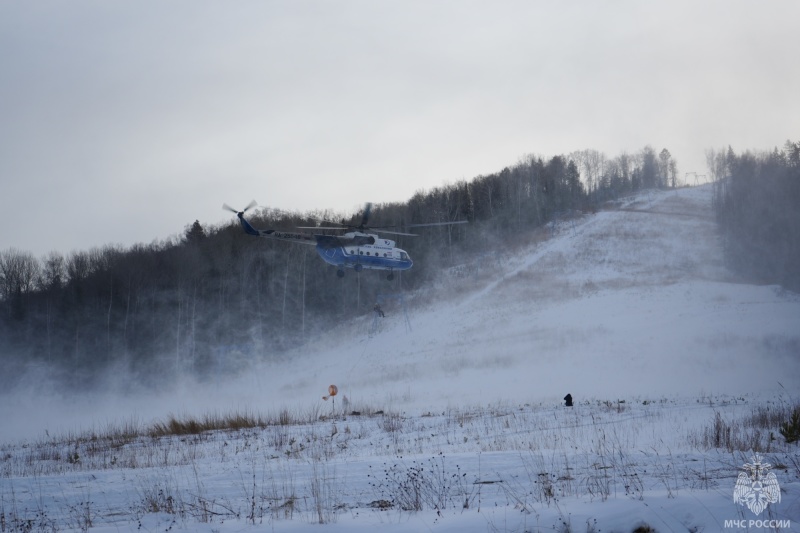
564,393,573,407
373,303,385,318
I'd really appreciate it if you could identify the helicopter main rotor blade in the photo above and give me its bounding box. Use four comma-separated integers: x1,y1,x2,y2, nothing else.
406,220,468,228
296,226,417,236
374,229,418,237
314,234,376,248
222,203,239,214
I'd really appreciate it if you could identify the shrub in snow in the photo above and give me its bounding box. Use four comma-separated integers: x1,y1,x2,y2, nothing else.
780,407,800,444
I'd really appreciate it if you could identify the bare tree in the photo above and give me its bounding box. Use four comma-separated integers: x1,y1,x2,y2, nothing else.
0,248,40,319
659,148,675,188
41,251,66,290
0,248,39,299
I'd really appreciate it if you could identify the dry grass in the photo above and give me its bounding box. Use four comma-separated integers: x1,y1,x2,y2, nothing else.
149,411,267,437
147,406,331,437
4,393,800,532
687,402,800,452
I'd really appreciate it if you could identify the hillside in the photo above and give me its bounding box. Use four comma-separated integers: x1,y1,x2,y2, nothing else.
1,185,799,532
264,184,800,411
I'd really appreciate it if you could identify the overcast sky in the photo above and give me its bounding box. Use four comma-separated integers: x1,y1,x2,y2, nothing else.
1,1,798,257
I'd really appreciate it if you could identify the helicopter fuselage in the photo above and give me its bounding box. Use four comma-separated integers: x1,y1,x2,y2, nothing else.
234,213,412,277
315,232,413,273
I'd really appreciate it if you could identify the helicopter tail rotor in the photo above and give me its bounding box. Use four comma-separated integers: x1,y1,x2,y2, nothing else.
222,200,258,216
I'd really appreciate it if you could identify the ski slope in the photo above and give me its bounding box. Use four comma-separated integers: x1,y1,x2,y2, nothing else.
271,184,800,412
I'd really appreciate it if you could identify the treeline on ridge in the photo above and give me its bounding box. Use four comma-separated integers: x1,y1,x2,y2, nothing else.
710,140,800,291
0,146,677,390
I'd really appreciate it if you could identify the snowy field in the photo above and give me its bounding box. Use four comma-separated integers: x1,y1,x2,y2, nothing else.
2,184,800,532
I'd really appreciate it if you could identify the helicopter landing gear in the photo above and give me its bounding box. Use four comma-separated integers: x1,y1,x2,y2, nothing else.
336,269,345,278
386,272,394,281
354,264,363,273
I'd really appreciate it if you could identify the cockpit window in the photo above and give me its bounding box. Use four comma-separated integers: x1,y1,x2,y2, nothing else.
400,252,408,260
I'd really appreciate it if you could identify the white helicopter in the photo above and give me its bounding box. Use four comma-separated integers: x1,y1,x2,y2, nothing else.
223,201,466,280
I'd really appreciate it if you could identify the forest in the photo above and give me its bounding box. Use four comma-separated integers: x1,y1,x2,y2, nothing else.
710,140,800,292
4,140,794,392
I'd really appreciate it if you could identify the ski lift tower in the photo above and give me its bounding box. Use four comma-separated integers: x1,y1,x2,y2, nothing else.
685,172,706,186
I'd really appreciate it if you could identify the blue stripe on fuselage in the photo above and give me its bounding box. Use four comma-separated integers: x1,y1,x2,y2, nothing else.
315,245,412,271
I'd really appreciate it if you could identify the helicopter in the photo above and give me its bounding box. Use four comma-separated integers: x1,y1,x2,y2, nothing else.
223,200,467,280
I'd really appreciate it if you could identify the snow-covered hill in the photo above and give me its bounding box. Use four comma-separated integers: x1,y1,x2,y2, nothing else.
267,184,800,412
2,185,799,532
